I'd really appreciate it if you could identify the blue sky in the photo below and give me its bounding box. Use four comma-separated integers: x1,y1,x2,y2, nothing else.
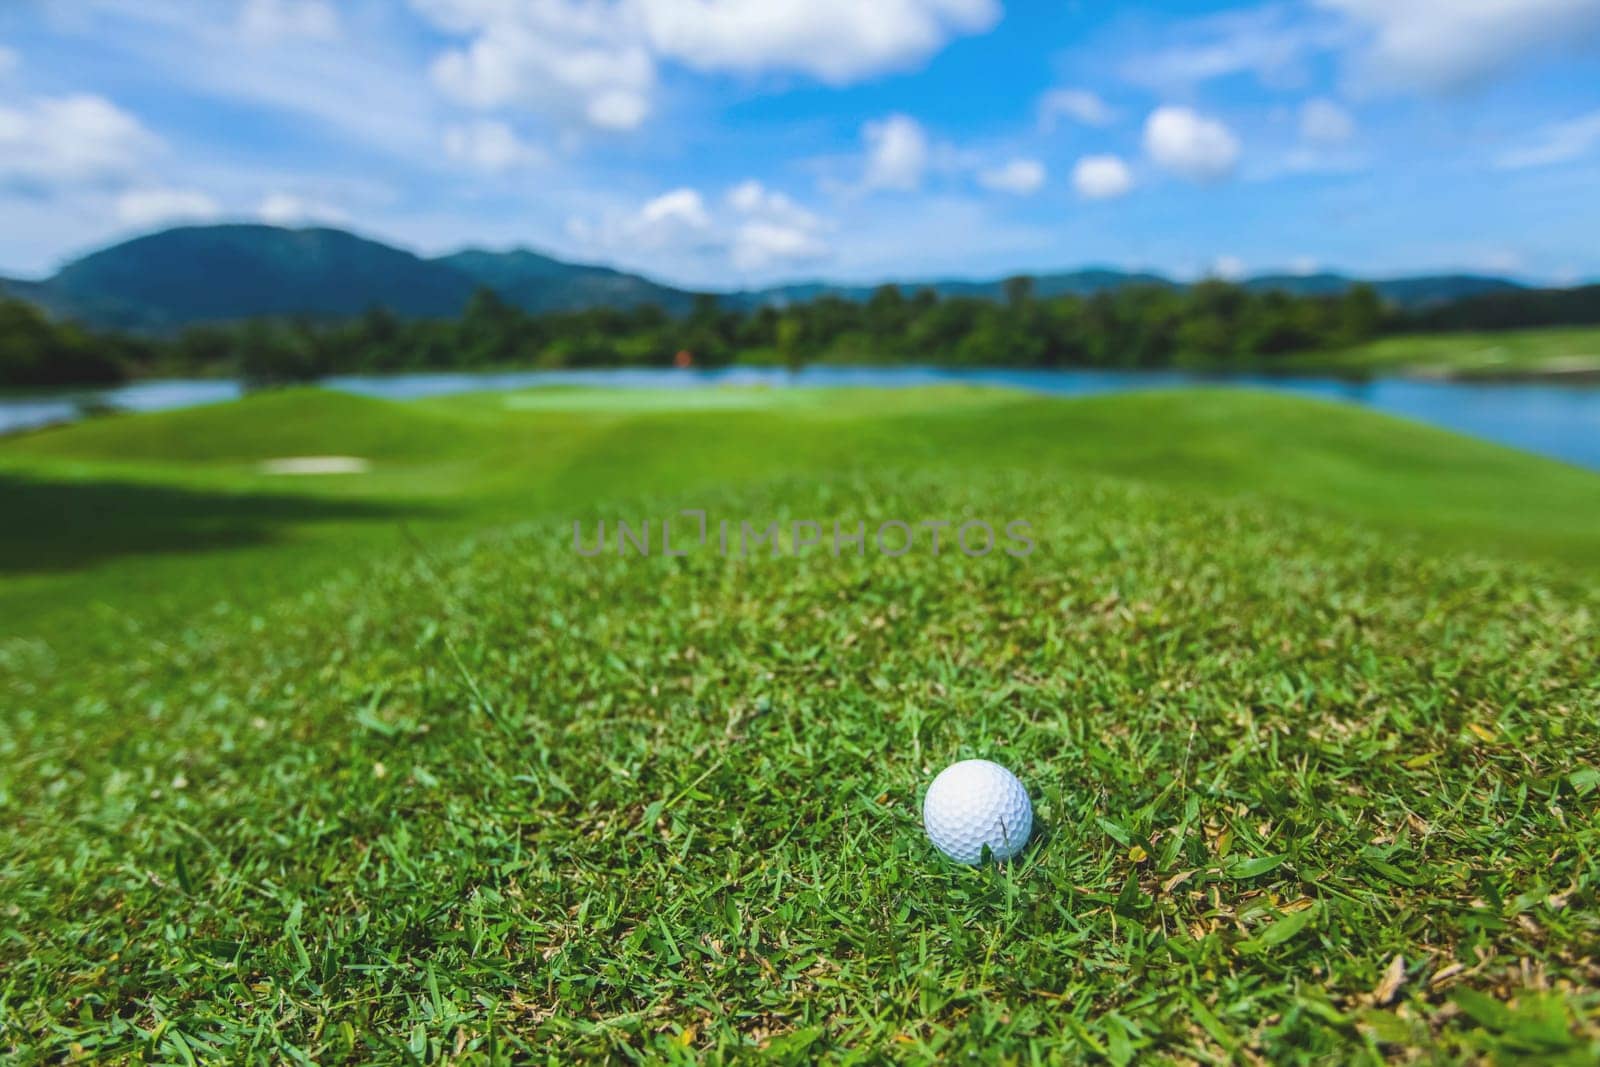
2,0,1599,288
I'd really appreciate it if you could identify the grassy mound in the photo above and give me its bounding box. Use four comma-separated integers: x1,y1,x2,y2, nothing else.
4,388,482,466
2,387,1598,1062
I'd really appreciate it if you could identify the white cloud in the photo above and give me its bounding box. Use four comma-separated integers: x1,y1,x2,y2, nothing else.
727,189,831,268
586,91,650,131
414,0,996,134
566,189,719,264
1300,98,1355,143
1210,255,1247,280
726,180,820,228
636,0,999,84
641,187,711,227
33,1,438,159
1072,155,1134,199
1272,98,1365,176
417,1,656,131
1119,1,1600,98
731,220,829,270
977,158,1046,195
608,187,716,255
862,114,929,191
1037,88,1116,129
726,179,774,215
115,187,221,228
1495,108,1600,169
1319,0,1600,93
258,192,348,225
0,94,159,188
570,181,831,275
239,0,339,43
443,119,544,172
1143,106,1240,181
566,193,703,257
1122,5,1349,93
1289,256,1321,275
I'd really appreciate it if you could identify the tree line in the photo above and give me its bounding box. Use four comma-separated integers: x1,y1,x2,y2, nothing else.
1409,283,1600,332
0,299,154,387
3,276,1595,389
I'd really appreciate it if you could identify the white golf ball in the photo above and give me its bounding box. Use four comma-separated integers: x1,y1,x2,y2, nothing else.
922,759,1033,864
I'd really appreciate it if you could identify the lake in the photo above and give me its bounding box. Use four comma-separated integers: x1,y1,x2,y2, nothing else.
3,366,1598,470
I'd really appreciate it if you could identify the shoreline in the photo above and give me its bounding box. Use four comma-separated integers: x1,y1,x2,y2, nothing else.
7,354,1600,400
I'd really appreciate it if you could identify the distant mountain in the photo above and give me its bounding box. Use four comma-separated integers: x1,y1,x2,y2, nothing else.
19,226,476,331
2,226,697,331
1244,272,1524,307
1022,269,1176,298
732,270,1521,310
1369,275,1527,307
726,268,1173,308
0,223,1539,331
438,248,695,314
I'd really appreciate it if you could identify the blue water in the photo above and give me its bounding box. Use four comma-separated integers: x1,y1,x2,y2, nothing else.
3,366,1598,470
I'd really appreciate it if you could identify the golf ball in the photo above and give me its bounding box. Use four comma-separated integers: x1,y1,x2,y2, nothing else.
922,759,1033,864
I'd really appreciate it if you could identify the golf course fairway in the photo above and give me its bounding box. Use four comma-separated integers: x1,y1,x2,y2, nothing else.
2,385,1597,1062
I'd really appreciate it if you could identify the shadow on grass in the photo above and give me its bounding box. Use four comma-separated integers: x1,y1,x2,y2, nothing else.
0,473,432,574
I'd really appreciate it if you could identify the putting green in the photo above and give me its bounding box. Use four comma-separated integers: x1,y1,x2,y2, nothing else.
501,386,810,412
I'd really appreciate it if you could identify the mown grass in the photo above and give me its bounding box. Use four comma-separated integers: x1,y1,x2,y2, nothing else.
2,386,1598,1063
5,387,1599,646
1290,327,1600,380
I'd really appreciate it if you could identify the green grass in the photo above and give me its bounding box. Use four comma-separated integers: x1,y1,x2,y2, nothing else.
501,387,817,413
1289,326,1600,379
5,385,1599,651
2,386,1599,1063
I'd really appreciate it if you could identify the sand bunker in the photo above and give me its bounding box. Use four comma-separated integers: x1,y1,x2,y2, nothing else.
260,456,371,475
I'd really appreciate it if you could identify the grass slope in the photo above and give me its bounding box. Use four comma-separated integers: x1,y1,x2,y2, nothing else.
4,386,1598,648
2,387,1598,1062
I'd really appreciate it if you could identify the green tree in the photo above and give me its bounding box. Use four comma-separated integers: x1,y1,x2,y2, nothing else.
907,298,981,363
0,299,127,386
1002,275,1035,308
458,286,526,366
866,284,908,354
1337,284,1383,345
777,314,806,374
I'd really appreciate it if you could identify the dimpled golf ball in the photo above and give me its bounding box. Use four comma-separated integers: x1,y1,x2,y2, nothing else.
922,759,1033,864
